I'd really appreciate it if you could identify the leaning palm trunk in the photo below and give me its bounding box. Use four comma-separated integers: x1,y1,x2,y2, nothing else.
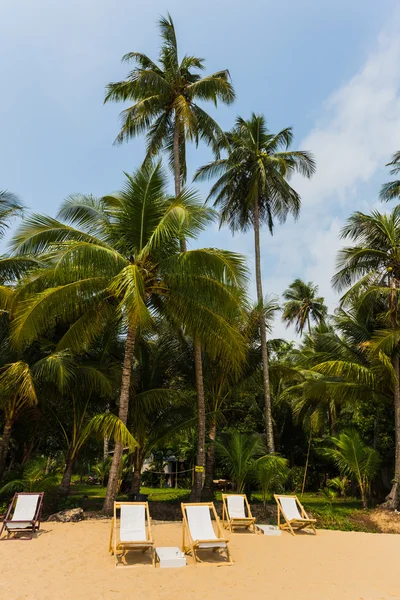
202,420,217,500
190,338,206,501
59,451,76,498
103,325,136,514
253,200,275,453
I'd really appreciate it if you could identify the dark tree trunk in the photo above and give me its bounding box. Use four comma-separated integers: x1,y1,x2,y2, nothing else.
202,420,217,500
190,338,206,501
384,354,400,509
383,277,400,509
173,116,181,199
0,419,13,481
58,452,75,498
253,199,275,453
130,451,143,497
103,325,136,514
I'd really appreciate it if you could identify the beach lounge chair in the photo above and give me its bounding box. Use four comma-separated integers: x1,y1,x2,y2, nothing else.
109,501,155,567
181,502,232,565
274,494,316,536
221,493,256,533
0,492,44,540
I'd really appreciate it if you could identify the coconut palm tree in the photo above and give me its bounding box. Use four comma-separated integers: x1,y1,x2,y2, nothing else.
215,432,267,493
282,279,327,336
332,207,400,509
9,162,247,512
380,151,400,203
104,13,235,200
322,430,380,508
196,114,316,452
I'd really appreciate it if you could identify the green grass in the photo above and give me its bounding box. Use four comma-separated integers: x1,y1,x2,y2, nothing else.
67,484,374,532
69,482,189,505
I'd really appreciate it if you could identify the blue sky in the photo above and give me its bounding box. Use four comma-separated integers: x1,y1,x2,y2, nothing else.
2,0,400,338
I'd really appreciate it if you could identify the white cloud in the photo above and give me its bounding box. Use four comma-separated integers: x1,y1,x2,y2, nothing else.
234,23,400,341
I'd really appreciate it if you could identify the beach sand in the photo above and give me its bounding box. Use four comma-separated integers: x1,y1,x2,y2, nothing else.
2,520,400,600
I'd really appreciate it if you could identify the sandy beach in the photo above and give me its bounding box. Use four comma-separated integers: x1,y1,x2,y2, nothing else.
2,520,400,600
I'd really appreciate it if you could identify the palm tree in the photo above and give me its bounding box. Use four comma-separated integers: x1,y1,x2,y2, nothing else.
0,190,31,289
380,151,400,202
0,457,59,496
332,207,400,509
0,190,23,239
9,162,247,513
322,430,380,508
0,361,38,479
196,114,316,452
104,13,235,201
215,432,267,493
105,16,236,500
282,279,327,336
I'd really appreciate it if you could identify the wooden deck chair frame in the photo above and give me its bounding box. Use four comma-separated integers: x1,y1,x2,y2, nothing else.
181,502,233,566
109,501,155,567
0,492,44,540
274,494,316,536
221,493,257,533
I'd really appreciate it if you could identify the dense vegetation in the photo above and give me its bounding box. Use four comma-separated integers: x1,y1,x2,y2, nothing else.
1,15,400,520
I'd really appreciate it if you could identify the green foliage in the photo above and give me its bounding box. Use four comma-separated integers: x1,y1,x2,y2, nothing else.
282,279,327,336
0,458,59,496
256,455,290,506
215,431,267,493
327,476,350,498
104,14,234,183
322,430,380,508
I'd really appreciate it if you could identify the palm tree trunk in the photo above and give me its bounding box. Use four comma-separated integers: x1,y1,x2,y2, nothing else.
253,199,275,453
130,451,143,497
202,420,217,500
58,451,75,498
103,437,109,462
301,431,312,495
190,337,206,501
0,418,13,481
385,354,400,509
307,314,312,335
173,116,181,199
384,277,400,510
103,324,136,514
173,116,187,254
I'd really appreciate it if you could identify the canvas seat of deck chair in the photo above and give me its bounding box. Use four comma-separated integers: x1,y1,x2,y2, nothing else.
274,494,316,536
181,502,232,565
0,492,44,540
221,494,256,533
109,502,155,567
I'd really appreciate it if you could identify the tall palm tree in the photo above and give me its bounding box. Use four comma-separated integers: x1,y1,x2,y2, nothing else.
104,13,235,201
380,151,400,203
282,279,327,336
9,162,247,512
332,207,400,509
105,15,235,499
196,114,316,452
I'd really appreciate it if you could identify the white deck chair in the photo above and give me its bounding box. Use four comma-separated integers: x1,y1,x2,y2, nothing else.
109,502,155,566
221,494,256,533
1,492,43,540
274,495,316,536
181,502,232,565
